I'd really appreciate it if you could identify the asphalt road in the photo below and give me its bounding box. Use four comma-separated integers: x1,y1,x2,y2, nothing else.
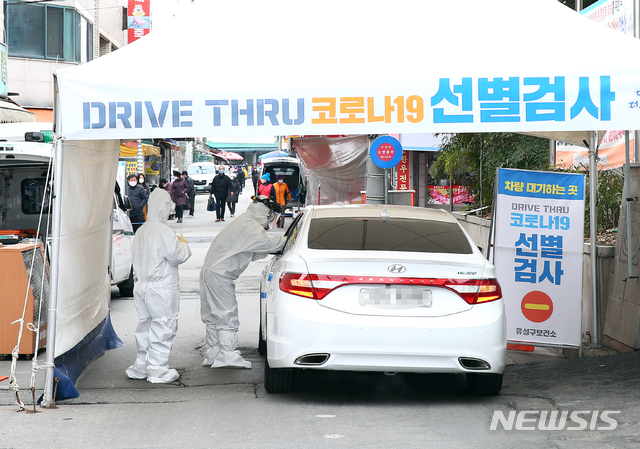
1,189,639,448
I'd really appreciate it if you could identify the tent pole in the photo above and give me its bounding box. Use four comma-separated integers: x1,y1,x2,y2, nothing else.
636,0,640,163
42,138,64,407
625,131,634,279
589,131,600,347
549,139,556,166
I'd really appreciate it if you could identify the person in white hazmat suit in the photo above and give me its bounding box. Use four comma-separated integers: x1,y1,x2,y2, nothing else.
126,188,192,383
200,196,286,369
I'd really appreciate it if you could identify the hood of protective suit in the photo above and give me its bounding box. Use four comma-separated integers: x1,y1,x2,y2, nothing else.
246,201,271,227
147,189,172,224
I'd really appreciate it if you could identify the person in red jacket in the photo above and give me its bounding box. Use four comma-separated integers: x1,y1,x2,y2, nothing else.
256,173,276,201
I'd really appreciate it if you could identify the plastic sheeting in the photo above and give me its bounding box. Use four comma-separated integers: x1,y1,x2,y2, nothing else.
293,135,368,206
55,139,120,356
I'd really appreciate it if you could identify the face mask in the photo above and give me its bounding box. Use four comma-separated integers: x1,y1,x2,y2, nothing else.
219,170,225,174
278,179,283,184
139,178,144,183
129,181,137,187
261,179,266,184
173,176,179,181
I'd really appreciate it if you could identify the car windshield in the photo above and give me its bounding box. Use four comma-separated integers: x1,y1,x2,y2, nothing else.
307,217,473,254
188,165,214,175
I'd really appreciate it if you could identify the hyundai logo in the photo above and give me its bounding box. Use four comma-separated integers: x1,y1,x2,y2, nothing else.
388,264,406,274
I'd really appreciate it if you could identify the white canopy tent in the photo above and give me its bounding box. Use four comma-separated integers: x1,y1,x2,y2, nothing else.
45,0,640,404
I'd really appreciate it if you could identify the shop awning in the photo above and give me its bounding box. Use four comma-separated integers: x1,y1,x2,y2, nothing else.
0,100,35,123
218,150,244,161
119,143,161,157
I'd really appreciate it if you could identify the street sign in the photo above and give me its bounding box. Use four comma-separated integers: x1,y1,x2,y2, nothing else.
521,290,554,323
370,136,403,169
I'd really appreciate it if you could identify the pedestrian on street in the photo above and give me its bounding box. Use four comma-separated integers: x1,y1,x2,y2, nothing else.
127,173,148,233
210,167,231,222
251,168,260,196
138,173,150,221
169,170,189,223
182,170,196,216
226,175,241,217
200,196,285,369
235,167,246,192
273,174,291,228
126,189,192,383
257,173,276,201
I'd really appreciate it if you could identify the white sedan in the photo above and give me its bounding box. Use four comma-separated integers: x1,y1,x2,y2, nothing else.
259,205,506,395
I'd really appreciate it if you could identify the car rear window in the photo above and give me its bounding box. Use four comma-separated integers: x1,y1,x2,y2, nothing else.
307,217,473,254
188,165,214,175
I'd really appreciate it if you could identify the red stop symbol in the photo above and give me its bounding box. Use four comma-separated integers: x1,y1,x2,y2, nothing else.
521,291,553,323
377,143,395,161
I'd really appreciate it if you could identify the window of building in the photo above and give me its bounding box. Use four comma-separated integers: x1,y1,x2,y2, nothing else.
6,2,84,62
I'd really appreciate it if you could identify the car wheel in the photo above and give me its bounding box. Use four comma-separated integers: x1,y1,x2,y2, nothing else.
263,333,294,393
118,267,135,297
466,372,503,396
258,294,266,355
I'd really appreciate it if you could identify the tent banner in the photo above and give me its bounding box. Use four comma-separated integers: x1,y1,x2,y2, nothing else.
492,168,585,348
58,75,640,140
555,130,635,169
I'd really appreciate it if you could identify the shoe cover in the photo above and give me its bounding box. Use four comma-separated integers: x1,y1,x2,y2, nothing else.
210,350,252,369
125,361,147,380
201,346,220,366
146,365,179,383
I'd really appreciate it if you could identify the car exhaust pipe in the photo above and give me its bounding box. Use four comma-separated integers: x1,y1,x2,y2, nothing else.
458,357,491,370
294,353,330,366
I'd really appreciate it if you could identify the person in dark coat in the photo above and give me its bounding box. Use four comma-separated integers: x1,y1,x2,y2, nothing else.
170,170,190,223
182,170,196,216
210,168,231,222
127,173,148,233
226,176,241,217
235,167,246,192
251,168,260,196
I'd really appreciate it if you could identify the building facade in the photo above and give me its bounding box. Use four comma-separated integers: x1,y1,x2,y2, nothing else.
4,0,126,112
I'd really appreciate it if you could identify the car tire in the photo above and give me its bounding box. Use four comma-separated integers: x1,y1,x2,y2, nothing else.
264,336,294,393
466,372,503,396
258,301,267,356
118,267,135,297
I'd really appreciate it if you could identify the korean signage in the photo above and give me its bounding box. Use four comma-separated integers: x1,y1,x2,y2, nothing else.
396,151,410,190
370,135,403,169
428,185,474,204
492,168,585,347
128,0,151,43
581,0,634,35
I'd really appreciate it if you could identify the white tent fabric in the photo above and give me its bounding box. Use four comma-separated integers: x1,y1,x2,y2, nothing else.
55,0,640,141
55,139,119,355
46,0,640,400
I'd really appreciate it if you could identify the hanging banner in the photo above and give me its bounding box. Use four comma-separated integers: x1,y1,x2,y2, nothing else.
128,0,151,43
492,168,585,347
427,185,474,204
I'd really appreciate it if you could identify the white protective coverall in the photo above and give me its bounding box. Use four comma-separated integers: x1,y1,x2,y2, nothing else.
126,189,192,383
200,201,286,368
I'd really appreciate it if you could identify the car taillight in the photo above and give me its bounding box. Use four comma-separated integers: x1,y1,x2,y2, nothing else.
279,273,502,304
442,279,502,304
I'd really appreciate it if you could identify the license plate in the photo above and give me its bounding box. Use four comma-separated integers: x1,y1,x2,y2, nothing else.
359,287,433,308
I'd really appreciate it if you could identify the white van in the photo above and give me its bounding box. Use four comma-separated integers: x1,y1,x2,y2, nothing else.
0,123,135,296
187,162,216,193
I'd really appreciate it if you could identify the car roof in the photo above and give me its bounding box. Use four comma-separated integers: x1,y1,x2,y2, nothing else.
307,204,457,223
262,157,299,165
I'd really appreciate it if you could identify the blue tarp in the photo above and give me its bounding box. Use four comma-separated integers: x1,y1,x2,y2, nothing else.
40,314,123,401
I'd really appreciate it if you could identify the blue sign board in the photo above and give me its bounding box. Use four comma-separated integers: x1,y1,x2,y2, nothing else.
370,136,403,169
